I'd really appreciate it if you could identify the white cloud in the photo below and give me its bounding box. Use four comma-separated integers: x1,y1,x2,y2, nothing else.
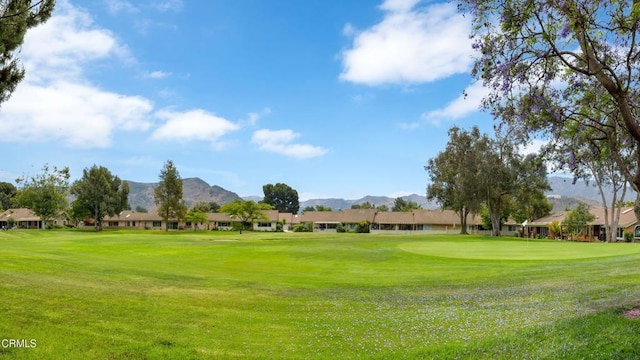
0,2,152,148
22,2,130,81
151,109,240,142
251,129,327,159
105,0,138,14
520,139,548,156
151,0,184,12
379,0,421,12
340,1,473,86
0,81,152,148
422,81,490,125
240,107,272,127
144,70,171,79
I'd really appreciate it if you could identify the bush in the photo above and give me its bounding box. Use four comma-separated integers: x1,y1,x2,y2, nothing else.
624,231,634,243
336,223,346,233
356,221,370,233
293,223,313,232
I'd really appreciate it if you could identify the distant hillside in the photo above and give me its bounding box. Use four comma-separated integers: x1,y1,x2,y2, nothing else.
126,177,240,211
127,175,635,213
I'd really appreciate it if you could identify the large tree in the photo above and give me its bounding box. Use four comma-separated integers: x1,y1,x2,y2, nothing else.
154,160,187,231
220,199,273,234
458,0,640,220
262,183,299,213
426,126,488,234
70,165,129,231
0,0,56,105
15,164,69,228
563,202,596,241
391,197,421,212
0,181,16,210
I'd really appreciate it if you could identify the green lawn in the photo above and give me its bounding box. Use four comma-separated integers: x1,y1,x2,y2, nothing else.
1,230,640,359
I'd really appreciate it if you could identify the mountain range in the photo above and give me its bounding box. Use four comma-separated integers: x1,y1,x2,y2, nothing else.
125,176,636,213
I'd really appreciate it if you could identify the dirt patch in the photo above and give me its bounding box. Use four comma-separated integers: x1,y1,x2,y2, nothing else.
623,307,640,319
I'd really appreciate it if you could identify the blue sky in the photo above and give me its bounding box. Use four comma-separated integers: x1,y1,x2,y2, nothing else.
0,0,519,200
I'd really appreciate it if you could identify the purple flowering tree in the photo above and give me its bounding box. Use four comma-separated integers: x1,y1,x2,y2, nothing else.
459,0,640,219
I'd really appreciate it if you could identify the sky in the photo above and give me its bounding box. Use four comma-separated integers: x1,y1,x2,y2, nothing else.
0,0,521,200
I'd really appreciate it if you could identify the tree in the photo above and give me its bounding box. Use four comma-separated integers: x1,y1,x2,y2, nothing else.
154,160,187,231
15,164,70,228
315,205,332,212
262,183,299,213
70,165,129,231
392,197,421,212
426,126,488,234
302,205,315,213
547,119,632,242
135,205,148,213
0,181,16,210
219,199,273,234
562,203,596,241
476,137,550,236
458,0,640,221
0,0,55,106
185,209,208,231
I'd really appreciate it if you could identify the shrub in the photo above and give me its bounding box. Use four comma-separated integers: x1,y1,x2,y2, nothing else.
336,223,346,233
624,231,634,243
293,223,313,232
356,221,370,233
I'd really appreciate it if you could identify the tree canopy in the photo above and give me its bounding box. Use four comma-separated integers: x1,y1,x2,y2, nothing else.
154,160,187,231
0,181,16,210
392,197,421,212
562,203,596,240
426,126,550,236
458,0,640,219
426,126,487,234
15,164,69,228
262,183,299,213
0,0,56,106
70,165,129,231
220,200,273,234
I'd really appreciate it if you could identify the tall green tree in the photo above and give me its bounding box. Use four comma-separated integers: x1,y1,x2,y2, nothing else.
458,0,640,220
15,164,69,228
476,137,551,236
154,160,187,231
0,181,16,210
262,183,299,213
562,203,596,240
426,126,487,234
185,209,208,231
70,165,129,231
220,199,273,234
0,0,55,105
392,197,421,212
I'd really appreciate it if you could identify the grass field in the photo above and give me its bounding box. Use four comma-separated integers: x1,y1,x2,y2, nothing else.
2,230,640,359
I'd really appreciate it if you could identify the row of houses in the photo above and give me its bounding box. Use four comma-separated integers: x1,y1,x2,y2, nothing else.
2,206,640,240
0,208,515,235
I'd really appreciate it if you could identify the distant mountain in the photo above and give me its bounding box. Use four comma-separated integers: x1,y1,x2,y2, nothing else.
127,175,635,213
298,194,436,212
126,177,240,211
545,176,636,203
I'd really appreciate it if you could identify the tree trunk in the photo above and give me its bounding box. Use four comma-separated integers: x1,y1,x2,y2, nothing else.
459,207,469,235
490,211,502,237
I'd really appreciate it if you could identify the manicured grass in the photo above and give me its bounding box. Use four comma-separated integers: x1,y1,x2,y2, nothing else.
1,230,640,359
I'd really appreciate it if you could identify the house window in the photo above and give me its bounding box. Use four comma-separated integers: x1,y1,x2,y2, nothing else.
218,222,230,227
508,225,517,232
400,224,413,231
258,222,271,227
186,222,192,227
109,221,119,227
167,222,178,230
153,221,162,228
381,224,395,230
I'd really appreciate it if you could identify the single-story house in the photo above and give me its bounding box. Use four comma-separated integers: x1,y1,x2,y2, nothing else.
0,208,68,229
524,206,640,241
